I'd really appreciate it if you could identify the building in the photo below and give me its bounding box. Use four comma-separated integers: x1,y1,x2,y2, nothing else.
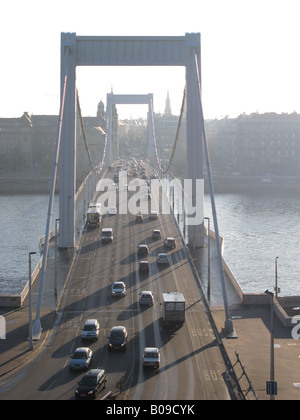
0,113,33,176
0,105,107,181
208,113,300,177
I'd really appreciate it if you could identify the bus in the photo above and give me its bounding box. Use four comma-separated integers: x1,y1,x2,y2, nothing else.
87,203,102,227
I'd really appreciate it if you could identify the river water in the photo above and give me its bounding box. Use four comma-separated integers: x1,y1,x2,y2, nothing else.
0,190,299,296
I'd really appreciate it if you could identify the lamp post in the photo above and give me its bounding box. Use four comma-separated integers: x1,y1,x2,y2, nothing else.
68,196,72,259
54,218,61,302
204,217,211,304
275,256,279,298
265,289,275,400
28,251,37,350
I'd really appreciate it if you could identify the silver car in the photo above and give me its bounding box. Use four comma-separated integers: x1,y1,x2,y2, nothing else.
151,229,161,240
156,253,170,264
111,281,126,297
139,291,154,306
70,347,93,371
143,347,160,368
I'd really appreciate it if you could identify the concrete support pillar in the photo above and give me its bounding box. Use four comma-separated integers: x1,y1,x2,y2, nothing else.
105,95,112,166
185,33,204,249
147,94,158,166
59,33,77,248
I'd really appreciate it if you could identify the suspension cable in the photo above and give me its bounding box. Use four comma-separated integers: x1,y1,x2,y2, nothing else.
76,89,107,175
163,85,186,174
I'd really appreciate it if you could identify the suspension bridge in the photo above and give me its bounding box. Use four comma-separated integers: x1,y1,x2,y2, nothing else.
1,33,297,402
32,32,234,359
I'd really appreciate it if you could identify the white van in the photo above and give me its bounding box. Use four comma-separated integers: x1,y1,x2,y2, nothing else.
101,228,113,243
81,319,100,341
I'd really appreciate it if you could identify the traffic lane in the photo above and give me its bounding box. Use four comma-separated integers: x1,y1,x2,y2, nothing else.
45,211,136,400
132,210,230,399
3,210,134,401
98,210,138,397
159,219,230,399
127,212,186,399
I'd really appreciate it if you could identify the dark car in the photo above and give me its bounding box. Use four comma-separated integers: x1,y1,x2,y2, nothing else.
135,213,144,223
108,326,128,351
139,260,150,273
164,237,176,249
75,369,107,400
137,244,149,257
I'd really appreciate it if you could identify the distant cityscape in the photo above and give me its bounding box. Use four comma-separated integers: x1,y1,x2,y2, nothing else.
1,92,300,189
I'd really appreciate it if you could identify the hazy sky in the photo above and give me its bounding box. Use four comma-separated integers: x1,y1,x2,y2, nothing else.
1,0,300,120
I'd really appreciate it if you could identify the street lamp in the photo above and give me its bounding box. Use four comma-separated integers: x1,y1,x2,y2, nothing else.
204,217,211,304
28,251,37,350
275,256,279,298
54,218,61,302
265,289,275,400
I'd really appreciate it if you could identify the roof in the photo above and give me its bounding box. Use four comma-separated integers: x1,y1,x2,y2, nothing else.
84,319,98,325
144,347,159,353
84,369,105,377
163,292,185,302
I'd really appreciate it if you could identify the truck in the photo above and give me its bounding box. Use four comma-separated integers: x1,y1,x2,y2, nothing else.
162,292,185,325
86,203,102,227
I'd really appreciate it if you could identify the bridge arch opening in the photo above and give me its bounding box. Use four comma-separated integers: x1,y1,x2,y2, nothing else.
59,32,204,250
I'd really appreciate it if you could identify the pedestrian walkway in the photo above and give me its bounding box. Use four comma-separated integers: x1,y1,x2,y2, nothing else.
195,232,300,400
0,238,74,379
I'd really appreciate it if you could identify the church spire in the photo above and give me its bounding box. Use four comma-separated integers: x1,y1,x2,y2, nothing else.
164,90,172,116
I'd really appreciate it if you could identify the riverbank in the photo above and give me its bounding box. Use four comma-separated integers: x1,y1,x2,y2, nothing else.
205,175,300,194
1,175,299,194
0,177,58,194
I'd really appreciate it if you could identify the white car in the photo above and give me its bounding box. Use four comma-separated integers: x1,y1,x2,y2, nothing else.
149,210,158,219
111,281,126,297
108,206,117,215
156,253,170,265
143,347,160,368
81,319,100,341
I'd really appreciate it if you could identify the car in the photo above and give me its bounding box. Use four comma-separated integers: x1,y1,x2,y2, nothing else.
108,326,128,351
149,210,158,220
164,237,176,249
81,319,100,341
143,347,160,368
111,281,126,297
156,253,169,265
135,213,144,223
70,347,93,371
139,291,154,306
147,194,152,201
139,261,150,273
137,244,149,257
75,369,107,400
101,228,113,243
151,229,161,240
108,206,117,215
